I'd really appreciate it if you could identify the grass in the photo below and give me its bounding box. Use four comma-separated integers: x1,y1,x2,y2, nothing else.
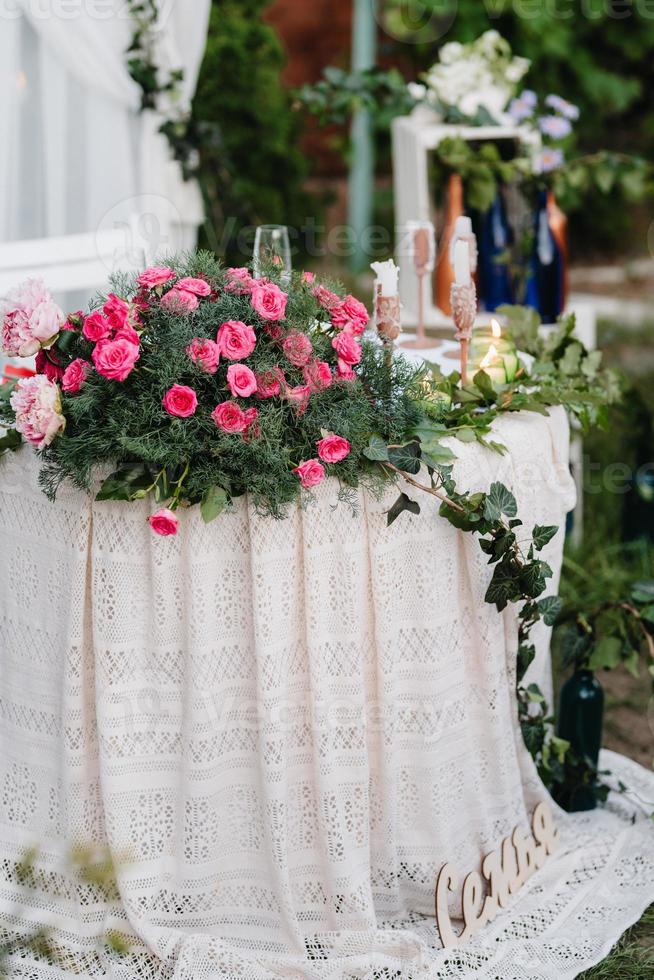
579,905,654,978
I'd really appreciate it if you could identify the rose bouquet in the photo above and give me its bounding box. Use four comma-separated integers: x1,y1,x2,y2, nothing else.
0,253,429,535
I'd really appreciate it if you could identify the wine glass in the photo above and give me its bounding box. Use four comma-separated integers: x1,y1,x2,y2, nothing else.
253,225,292,283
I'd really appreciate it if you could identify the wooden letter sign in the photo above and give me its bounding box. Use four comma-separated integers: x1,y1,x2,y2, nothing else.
435,801,559,948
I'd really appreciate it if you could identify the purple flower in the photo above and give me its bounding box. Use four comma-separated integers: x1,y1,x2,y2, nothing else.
508,96,535,122
545,94,580,121
521,89,538,108
534,148,564,174
538,115,573,139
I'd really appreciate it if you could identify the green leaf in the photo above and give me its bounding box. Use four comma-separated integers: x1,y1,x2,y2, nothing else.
0,428,21,456
363,435,389,462
538,595,562,626
201,485,229,524
96,465,152,502
455,426,477,443
483,482,517,521
387,441,421,475
532,524,558,551
520,560,553,598
386,492,420,526
485,560,521,610
588,636,622,671
473,369,497,401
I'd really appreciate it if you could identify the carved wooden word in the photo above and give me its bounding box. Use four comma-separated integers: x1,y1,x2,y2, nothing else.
435,801,559,948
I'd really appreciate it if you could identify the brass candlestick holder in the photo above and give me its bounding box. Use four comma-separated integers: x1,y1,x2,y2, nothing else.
450,280,477,386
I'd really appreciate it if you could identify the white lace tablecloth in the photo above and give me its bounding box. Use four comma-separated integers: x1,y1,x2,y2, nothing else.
1,406,653,980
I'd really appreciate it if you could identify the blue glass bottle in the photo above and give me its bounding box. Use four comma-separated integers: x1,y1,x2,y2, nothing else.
471,187,514,312
529,189,567,324
557,669,604,811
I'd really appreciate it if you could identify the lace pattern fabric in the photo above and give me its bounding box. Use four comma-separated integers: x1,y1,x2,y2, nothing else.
1,406,653,979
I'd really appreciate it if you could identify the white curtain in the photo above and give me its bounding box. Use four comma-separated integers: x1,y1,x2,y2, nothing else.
0,0,211,255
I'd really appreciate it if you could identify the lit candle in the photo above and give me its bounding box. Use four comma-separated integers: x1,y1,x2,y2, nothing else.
453,239,471,287
479,343,507,385
371,259,399,297
471,318,519,382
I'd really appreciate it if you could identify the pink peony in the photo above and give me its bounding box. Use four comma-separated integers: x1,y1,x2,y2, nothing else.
161,288,199,313
227,363,257,398
35,350,65,383
303,359,332,391
162,384,198,418
282,331,313,367
287,383,311,415
293,459,325,489
1,279,65,356
83,312,112,342
302,271,316,284
212,400,247,433
224,267,255,294
175,277,211,296
30,301,66,347
251,281,287,321
313,284,340,311
187,337,220,374
331,295,369,335
316,433,351,463
148,508,179,536
216,320,256,360
92,337,140,382
103,293,130,330
10,375,66,448
61,358,91,394
137,266,176,289
256,368,283,398
336,359,356,382
332,331,362,366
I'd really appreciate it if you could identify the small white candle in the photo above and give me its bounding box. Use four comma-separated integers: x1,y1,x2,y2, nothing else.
371,259,400,297
454,216,473,238
453,239,471,287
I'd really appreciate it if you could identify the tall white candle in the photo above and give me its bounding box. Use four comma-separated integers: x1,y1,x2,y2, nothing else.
454,215,473,238
370,259,400,297
453,239,471,287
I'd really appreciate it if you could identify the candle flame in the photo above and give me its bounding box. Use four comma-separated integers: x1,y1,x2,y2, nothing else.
491,318,502,339
480,343,499,369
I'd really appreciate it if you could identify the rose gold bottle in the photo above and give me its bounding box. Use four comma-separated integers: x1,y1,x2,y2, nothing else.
435,173,464,315
547,190,569,310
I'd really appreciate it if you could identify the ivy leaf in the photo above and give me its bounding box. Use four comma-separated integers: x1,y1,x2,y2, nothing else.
483,482,517,521
387,441,421,475
201,485,229,524
519,560,553,598
96,464,152,502
485,560,521,610
0,428,21,456
517,643,536,684
588,636,622,671
532,524,558,551
386,492,420,526
538,595,562,626
363,435,389,462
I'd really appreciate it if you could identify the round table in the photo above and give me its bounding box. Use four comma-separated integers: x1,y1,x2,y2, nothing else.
1,408,653,980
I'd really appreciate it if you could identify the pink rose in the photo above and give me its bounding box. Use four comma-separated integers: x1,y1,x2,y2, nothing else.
162,383,198,418
287,384,311,415
331,295,369,335
224,267,255,294
175,277,211,296
83,312,112,342
92,337,140,382
313,284,340,311
336,359,356,382
303,359,332,391
161,288,199,313
216,320,256,360
282,331,313,367
243,406,260,440
187,337,220,374
62,358,91,394
137,266,176,289
227,363,257,398
10,375,66,448
293,459,325,489
332,331,361,366
114,324,140,346
251,281,287,321
256,368,283,398
148,508,179,536
316,433,351,463
35,350,65,383
212,400,247,433
302,271,316,284
103,293,130,330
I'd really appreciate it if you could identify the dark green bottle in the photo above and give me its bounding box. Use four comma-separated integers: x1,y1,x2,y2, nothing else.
557,670,604,811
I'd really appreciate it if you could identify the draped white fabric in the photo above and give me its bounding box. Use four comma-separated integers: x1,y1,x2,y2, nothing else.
0,0,210,252
1,408,654,979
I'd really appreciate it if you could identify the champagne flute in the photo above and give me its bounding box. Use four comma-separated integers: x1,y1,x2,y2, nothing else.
253,225,292,284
